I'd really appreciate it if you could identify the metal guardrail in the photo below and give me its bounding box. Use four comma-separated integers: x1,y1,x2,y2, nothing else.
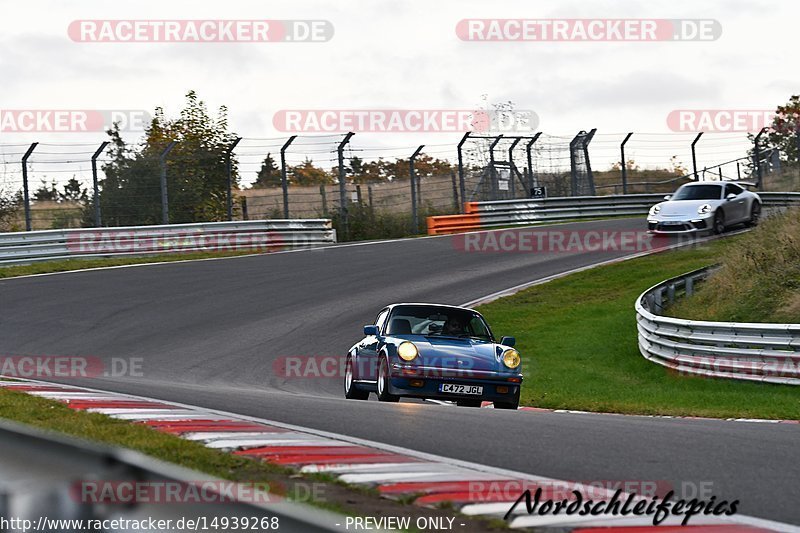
427,192,800,234
0,219,336,266
635,267,800,385
0,419,341,532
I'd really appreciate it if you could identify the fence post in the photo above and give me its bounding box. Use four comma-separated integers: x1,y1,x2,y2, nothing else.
337,132,355,237
569,132,580,196
508,138,521,199
754,127,767,190
526,132,541,192
583,128,597,195
620,132,633,194
456,132,470,213
368,184,373,209
280,135,297,219
796,125,800,167
159,141,177,225
488,135,503,201
21,143,38,231
691,132,703,181
240,197,248,220
91,142,110,227
409,145,424,232
450,170,459,211
320,184,328,216
226,137,242,221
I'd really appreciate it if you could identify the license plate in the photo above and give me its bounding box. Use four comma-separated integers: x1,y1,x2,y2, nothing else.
662,221,683,226
439,383,483,395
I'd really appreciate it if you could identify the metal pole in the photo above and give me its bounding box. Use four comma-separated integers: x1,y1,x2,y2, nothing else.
620,132,633,194
691,132,703,180
583,128,597,195
409,145,424,232
21,143,38,231
91,142,110,227
737,162,741,180
569,132,581,196
456,132,470,213
488,135,503,201
280,135,297,219
796,125,800,165
754,127,767,190
159,141,177,225
225,137,242,221
526,132,541,192
507,138,521,199
718,166,723,180
337,132,355,237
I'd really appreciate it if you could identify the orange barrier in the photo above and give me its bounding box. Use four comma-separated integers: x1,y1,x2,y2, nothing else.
426,212,481,235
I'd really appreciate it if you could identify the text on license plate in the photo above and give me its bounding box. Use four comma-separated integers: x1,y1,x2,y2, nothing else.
439,383,483,395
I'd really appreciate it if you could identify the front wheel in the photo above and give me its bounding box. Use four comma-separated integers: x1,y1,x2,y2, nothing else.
713,210,726,235
344,356,369,400
746,202,761,227
377,357,399,402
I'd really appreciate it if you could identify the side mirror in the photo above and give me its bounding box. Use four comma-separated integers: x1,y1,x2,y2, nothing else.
663,195,671,200
363,325,379,336
500,336,516,347
726,193,736,201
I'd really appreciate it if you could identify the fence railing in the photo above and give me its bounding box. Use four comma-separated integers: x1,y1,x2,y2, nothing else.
0,419,339,531
426,192,800,234
0,219,336,266
635,267,800,385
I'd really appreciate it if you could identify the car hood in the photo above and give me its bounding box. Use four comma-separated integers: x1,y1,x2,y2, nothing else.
656,199,720,216
401,335,507,372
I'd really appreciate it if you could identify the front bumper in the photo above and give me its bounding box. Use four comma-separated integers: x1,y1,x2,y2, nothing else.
387,363,522,402
647,213,713,234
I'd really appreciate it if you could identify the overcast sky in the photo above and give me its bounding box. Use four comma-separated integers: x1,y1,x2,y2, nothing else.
1,0,797,186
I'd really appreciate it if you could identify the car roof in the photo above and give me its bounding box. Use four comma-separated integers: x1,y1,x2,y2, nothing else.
385,302,478,313
682,181,723,187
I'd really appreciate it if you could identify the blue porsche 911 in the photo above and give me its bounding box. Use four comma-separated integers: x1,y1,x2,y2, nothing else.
344,303,523,409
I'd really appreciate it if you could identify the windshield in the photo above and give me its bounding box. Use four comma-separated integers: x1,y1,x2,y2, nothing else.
671,185,723,201
385,305,494,341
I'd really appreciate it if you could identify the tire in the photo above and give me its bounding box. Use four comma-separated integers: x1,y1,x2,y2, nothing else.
344,355,369,400
746,202,761,227
713,210,726,235
456,400,482,408
377,357,399,402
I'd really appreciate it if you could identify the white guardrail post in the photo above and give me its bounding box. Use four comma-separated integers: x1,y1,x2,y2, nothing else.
468,192,800,229
0,219,336,267
635,266,800,385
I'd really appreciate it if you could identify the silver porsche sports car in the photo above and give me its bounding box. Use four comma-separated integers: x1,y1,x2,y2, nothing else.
647,182,761,234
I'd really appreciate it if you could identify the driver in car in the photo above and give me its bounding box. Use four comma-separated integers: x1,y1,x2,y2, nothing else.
442,317,466,336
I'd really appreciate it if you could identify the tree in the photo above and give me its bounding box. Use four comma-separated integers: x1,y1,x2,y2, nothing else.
291,158,333,186
33,179,59,202
252,154,281,188
0,188,21,231
96,90,239,226
60,176,88,202
766,95,800,165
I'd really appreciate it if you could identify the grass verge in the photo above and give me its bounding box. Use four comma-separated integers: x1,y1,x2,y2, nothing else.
477,238,800,420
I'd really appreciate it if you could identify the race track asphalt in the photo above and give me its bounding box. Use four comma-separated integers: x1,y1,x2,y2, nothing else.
1,218,798,524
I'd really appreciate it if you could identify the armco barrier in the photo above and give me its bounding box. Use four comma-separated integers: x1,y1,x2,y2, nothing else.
636,266,800,385
0,219,336,266
426,192,800,235
0,419,340,531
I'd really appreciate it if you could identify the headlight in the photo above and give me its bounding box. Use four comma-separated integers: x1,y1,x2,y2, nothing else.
649,205,661,216
698,204,712,214
502,349,521,369
397,341,418,362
